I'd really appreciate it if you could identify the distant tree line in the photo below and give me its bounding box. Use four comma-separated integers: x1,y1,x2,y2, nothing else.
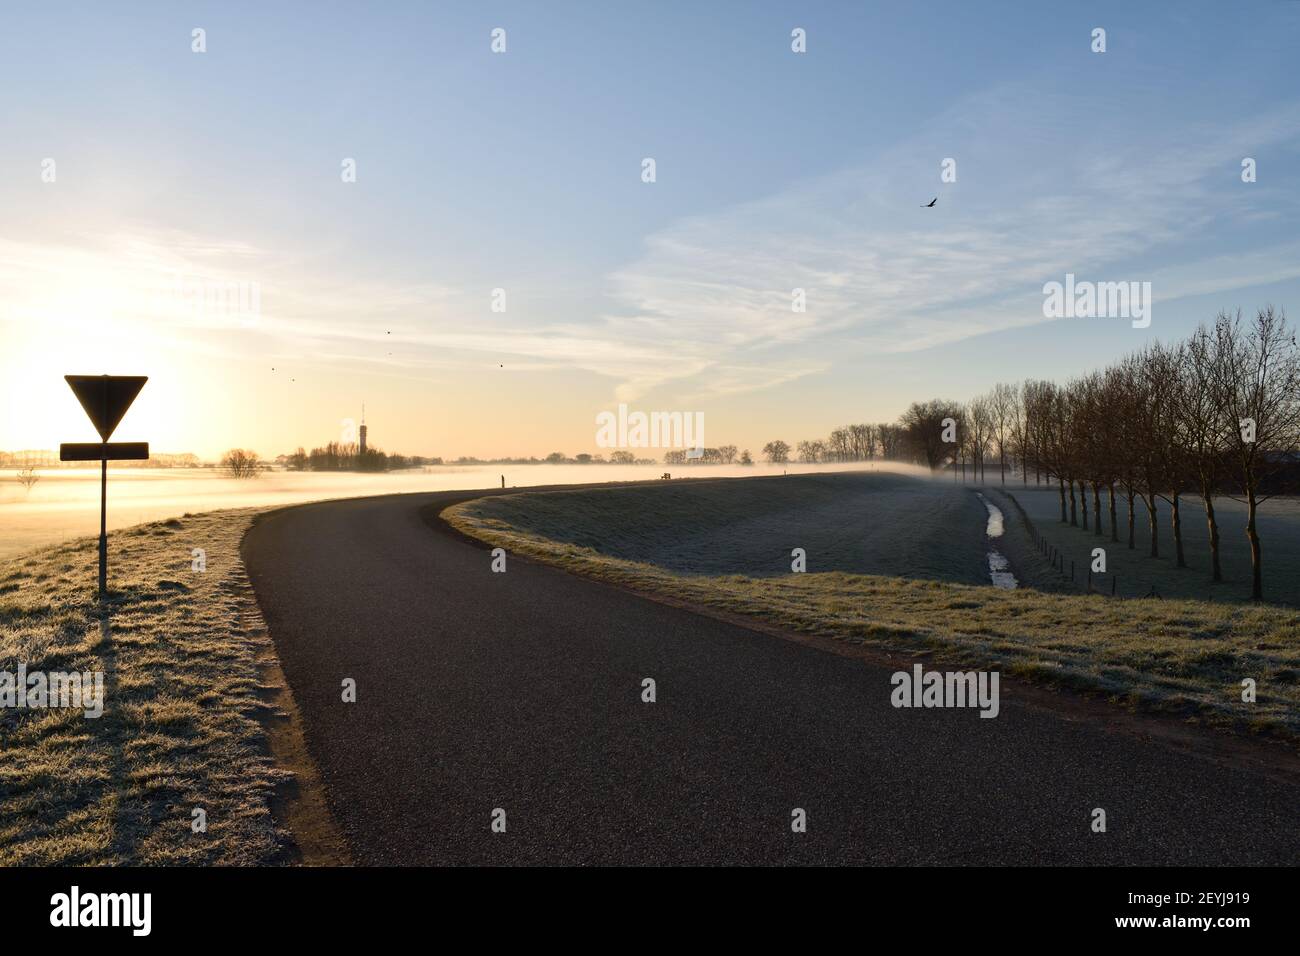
0,451,202,469
539,451,660,464
759,424,906,465
278,442,433,473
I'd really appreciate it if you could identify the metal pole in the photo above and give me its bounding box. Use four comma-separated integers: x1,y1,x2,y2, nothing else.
99,458,107,597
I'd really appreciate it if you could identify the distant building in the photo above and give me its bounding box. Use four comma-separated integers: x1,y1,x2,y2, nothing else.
359,405,368,454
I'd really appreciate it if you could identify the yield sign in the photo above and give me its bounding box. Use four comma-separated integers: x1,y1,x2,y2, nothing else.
65,375,148,441
61,374,149,598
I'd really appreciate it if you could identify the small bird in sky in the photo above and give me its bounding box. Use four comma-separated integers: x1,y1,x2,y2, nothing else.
922,197,938,207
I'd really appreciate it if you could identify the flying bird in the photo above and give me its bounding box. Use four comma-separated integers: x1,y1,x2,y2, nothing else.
922,197,937,207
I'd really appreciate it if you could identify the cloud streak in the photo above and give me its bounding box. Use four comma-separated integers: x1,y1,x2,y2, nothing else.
593,89,1300,397
4,90,1298,406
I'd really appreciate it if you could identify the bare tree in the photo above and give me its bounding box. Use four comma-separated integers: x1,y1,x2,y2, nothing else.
1211,307,1300,600
988,382,1017,486
1121,349,1169,557
827,428,852,463
16,468,40,494
1105,363,1142,548
900,399,963,472
967,394,995,484
1034,382,1075,523
221,449,261,479
1075,372,1115,538
1020,380,1054,488
762,440,790,464
877,424,905,460
796,439,827,463
1176,325,1232,580
1146,342,1193,567
849,423,876,460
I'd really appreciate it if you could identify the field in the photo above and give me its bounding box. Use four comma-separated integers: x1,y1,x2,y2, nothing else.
1003,484,1300,606
445,473,1300,739
470,472,991,583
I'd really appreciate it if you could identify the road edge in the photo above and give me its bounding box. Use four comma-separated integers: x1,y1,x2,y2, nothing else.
432,493,1300,786
239,511,352,866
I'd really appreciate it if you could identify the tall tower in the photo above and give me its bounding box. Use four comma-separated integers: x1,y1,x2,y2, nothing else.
359,404,368,454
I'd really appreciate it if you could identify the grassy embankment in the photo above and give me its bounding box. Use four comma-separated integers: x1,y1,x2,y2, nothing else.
0,508,289,865
444,474,1300,740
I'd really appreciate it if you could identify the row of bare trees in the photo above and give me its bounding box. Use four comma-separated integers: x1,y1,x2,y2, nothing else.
953,308,1298,600
770,308,1299,599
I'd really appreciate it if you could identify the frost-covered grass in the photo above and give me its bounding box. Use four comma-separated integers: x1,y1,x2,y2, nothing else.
445,480,1300,740
0,508,287,865
453,472,992,583
1006,485,1300,605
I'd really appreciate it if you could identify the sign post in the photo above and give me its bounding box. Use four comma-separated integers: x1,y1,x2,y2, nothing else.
59,375,149,597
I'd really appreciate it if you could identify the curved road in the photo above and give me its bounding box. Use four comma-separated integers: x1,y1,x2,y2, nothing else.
242,486,1300,865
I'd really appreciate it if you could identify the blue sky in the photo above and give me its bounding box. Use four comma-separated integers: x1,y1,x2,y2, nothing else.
2,1,1299,458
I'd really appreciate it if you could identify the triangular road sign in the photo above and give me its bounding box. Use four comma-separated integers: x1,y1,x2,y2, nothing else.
65,375,148,441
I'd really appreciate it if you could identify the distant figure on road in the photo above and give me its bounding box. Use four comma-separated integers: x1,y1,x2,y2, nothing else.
501,475,505,488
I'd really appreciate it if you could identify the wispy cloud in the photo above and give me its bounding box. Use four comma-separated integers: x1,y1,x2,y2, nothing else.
5,89,1298,403
592,89,1300,397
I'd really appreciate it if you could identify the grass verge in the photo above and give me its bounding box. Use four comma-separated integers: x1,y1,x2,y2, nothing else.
445,493,1300,742
0,508,291,865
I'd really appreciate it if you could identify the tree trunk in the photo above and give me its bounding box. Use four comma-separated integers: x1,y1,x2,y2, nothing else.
1108,483,1118,542
1093,483,1103,537
1171,492,1186,568
1068,480,1078,526
1202,490,1222,583
1080,482,1089,530
1247,490,1262,600
1058,478,1067,522
1144,495,1159,558
1126,491,1136,549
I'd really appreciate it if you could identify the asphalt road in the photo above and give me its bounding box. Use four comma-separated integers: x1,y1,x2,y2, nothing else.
242,487,1300,865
